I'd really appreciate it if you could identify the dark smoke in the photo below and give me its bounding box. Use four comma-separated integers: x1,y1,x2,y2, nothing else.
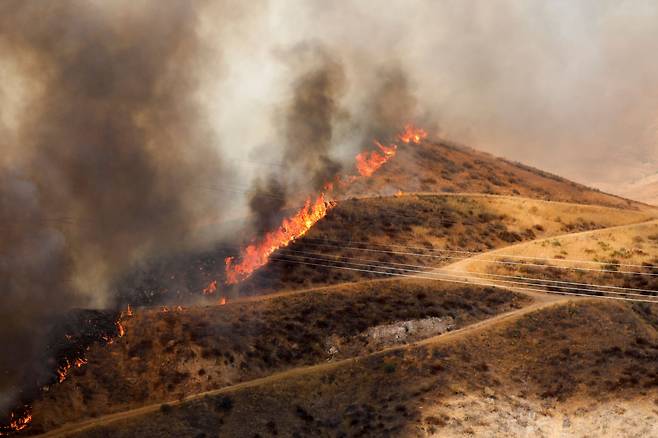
248,176,287,234
361,66,419,141
0,0,230,412
281,47,347,190
247,46,347,232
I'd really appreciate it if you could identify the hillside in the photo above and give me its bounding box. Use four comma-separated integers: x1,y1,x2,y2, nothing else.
115,193,654,305
28,280,528,434
236,194,654,295
348,139,642,210
65,299,658,438
7,138,658,437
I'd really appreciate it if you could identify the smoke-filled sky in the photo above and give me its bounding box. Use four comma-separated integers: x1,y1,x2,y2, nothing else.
1,0,658,413
212,0,658,191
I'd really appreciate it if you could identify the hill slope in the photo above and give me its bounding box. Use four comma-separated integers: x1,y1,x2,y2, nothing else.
29,280,528,433
70,299,658,438
616,173,658,206
350,139,642,209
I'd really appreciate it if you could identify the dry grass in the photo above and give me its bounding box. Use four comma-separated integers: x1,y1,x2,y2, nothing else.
238,194,654,295
29,279,528,433
348,139,645,210
76,300,658,437
458,220,658,296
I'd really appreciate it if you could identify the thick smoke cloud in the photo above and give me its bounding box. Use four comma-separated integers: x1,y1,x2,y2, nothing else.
261,1,658,191
360,67,419,141
280,47,347,191
247,46,348,232
0,0,236,410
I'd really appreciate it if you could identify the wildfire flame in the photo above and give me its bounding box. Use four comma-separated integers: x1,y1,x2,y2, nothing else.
116,321,125,337
225,193,333,284
1,409,32,435
203,280,218,295
355,141,397,177
219,296,227,305
398,123,428,144
56,358,88,383
221,123,425,286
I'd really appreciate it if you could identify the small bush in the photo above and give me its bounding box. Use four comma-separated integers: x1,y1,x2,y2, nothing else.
214,395,234,412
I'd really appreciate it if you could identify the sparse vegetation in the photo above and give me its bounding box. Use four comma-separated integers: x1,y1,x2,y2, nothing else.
30,280,528,431
75,301,658,438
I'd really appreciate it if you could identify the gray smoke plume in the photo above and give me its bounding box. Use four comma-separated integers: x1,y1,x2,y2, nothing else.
0,0,238,412
247,45,348,232
360,66,420,142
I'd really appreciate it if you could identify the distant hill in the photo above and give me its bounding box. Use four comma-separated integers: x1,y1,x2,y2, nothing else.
615,173,658,206
349,139,642,209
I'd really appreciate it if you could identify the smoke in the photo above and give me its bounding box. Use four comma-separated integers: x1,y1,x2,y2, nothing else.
3,0,658,417
248,1,658,190
361,67,419,141
248,176,288,234
280,45,347,190
246,45,348,232
0,0,246,411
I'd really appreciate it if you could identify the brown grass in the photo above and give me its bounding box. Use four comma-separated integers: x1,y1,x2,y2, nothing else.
238,194,651,295
349,139,646,210
76,300,658,437
30,279,528,433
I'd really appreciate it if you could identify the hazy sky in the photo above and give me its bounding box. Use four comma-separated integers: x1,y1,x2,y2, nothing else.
210,0,658,192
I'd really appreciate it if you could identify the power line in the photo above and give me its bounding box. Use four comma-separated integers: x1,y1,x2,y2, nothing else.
289,239,658,277
277,247,658,295
266,256,658,304
273,251,657,300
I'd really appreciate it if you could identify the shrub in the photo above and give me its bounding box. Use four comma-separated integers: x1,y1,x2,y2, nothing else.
384,363,397,373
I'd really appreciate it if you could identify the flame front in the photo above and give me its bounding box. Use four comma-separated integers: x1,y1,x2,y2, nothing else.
355,141,397,177
56,358,88,383
220,123,425,286
203,280,218,295
1,409,32,435
225,194,332,284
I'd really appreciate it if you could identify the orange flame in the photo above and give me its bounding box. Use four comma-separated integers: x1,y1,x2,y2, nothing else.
225,193,333,284
398,123,427,144
219,296,227,305
56,358,88,383
355,141,397,177
223,124,425,285
2,409,32,434
203,280,218,295
126,304,133,317
116,321,125,337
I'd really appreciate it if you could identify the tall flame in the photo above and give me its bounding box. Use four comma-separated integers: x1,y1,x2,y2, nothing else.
221,123,425,286
225,194,333,284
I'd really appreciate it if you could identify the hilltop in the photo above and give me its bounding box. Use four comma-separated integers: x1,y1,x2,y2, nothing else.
348,138,642,209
